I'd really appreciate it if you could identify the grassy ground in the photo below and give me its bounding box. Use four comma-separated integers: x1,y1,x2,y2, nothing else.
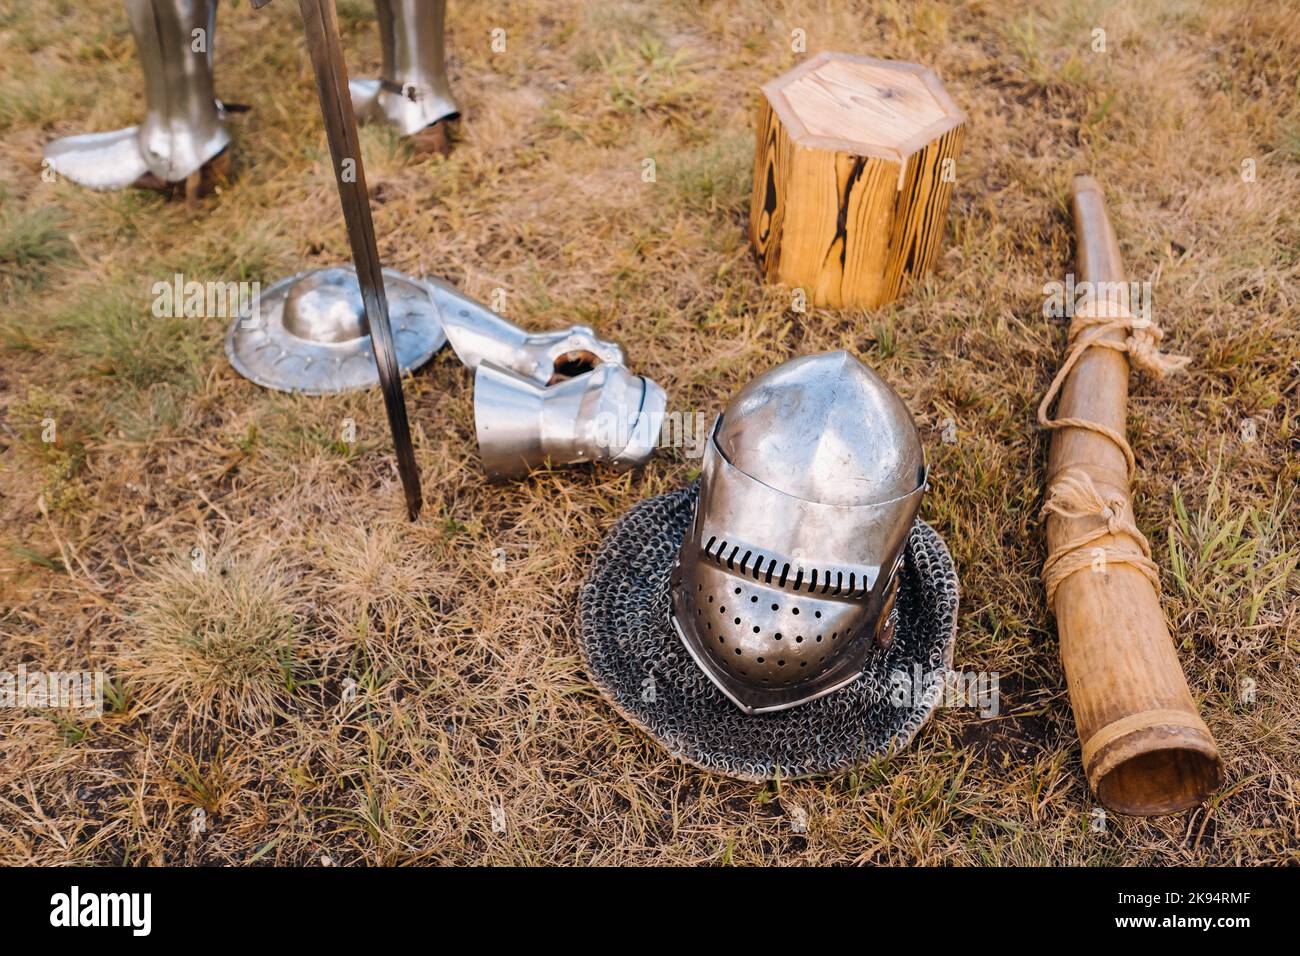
1,0,1296,865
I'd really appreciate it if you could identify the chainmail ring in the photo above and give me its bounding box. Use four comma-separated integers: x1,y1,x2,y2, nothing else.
578,484,960,781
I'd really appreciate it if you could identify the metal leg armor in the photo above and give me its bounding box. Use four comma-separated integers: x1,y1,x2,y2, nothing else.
43,0,231,190
420,279,660,477
349,0,459,137
475,361,667,480
424,278,625,385
226,267,662,478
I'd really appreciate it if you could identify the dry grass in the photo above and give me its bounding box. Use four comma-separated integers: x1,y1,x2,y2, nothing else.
1,0,1297,865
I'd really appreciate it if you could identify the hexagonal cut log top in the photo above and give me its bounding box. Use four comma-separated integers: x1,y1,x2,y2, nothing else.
749,51,967,309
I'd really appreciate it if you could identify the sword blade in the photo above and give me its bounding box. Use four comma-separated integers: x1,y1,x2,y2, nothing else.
294,0,422,519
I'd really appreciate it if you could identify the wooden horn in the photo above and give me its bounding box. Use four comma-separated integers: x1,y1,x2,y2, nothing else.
1045,175,1222,815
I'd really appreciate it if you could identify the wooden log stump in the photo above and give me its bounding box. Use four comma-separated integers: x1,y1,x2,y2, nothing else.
749,51,966,309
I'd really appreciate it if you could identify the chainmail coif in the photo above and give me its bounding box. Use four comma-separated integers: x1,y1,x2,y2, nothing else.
578,484,959,781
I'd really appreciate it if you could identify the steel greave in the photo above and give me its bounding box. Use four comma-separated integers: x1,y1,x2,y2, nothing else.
43,0,229,189
131,0,230,182
474,362,666,480
350,0,459,136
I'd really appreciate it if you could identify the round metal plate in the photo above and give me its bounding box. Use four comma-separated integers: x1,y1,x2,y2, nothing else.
224,266,447,395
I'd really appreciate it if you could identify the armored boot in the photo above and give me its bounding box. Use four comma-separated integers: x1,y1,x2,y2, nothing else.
350,0,459,153
43,0,231,194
